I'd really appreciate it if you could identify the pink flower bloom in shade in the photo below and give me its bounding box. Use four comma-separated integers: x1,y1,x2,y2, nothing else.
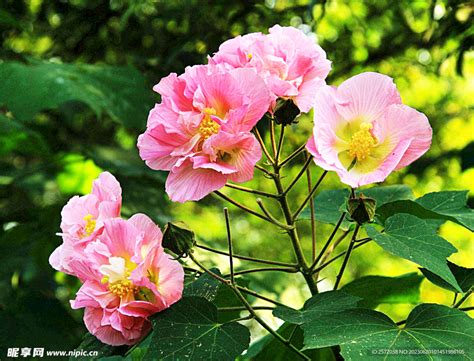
49,172,122,277
70,215,184,346
137,64,271,202
210,25,331,113
306,72,432,188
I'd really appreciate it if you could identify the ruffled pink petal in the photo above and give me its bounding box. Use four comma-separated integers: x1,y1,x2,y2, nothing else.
100,219,139,257
91,172,122,204
378,104,432,170
71,280,117,310
153,73,193,112
294,74,326,113
165,160,228,202
153,252,185,307
128,213,163,262
335,72,401,122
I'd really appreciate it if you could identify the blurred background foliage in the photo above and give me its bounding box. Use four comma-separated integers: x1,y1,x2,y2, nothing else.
0,0,473,356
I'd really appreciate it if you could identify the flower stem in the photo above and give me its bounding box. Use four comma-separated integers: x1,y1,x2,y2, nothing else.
253,127,274,164
213,191,273,223
225,182,278,198
305,157,316,262
454,289,472,309
195,243,298,267
333,224,360,290
273,171,319,295
310,213,347,271
283,155,313,195
223,266,299,277
292,170,328,220
279,143,306,168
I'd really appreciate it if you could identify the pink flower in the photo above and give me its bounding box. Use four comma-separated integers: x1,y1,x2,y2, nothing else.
49,172,122,278
70,215,184,346
137,64,271,202
210,25,331,113
306,72,432,187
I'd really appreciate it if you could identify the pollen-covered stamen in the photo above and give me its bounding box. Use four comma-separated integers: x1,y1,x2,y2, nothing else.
99,256,139,298
348,122,377,162
198,107,220,140
108,279,139,298
82,214,96,237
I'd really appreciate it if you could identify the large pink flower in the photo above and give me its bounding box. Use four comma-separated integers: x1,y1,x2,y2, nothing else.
49,172,122,278
210,25,331,113
306,72,432,187
70,215,184,346
137,64,271,202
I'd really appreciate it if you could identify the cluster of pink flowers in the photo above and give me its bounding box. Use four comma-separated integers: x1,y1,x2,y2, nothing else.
50,172,184,345
138,25,431,202
138,25,331,202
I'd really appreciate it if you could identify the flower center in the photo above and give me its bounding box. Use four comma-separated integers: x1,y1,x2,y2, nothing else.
100,257,138,298
82,214,96,237
198,107,220,140
348,123,377,162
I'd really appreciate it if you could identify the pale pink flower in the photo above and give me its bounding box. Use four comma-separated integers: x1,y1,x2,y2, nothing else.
210,25,331,113
49,172,122,278
306,72,432,187
137,64,271,202
70,215,184,346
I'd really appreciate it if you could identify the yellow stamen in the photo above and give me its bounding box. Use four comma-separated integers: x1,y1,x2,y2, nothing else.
348,122,377,162
199,107,220,139
83,214,96,237
247,53,253,59
108,279,138,298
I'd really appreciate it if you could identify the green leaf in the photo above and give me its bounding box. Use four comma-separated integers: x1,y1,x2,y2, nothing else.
340,273,423,308
183,269,250,323
366,214,461,292
421,262,474,293
0,61,153,129
417,191,474,231
302,304,474,360
273,290,361,325
183,270,221,302
244,323,336,361
377,191,474,231
0,114,49,156
70,334,126,361
145,296,250,361
300,185,414,229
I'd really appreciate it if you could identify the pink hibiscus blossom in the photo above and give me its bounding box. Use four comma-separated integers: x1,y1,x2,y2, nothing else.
70,215,184,345
210,25,331,113
306,72,432,187
49,172,122,278
137,64,271,202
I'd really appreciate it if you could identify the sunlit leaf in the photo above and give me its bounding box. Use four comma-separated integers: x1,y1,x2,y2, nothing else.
340,273,423,308
366,214,461,292
302,304,474,360
421,262,474,294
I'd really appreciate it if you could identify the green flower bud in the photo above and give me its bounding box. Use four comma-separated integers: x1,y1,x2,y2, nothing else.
347,193,376,225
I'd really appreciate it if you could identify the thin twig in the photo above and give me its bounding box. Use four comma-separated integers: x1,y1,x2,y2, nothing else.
276,124,285,164
256,198,294,230
333,225,360,290
310,213,348,271
313,238,372,274
454,289,472,309
214,191,273,223
230,285,310,361
305,157,316,262
269,117,277,156
279,143,306,168
224,208,235,284
283,156,313,195
225,183,278,198
253,127,274,164
223,266,299,277
219,306,275,312
196,243,298,267
255,163,274,177
293,171,328,220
